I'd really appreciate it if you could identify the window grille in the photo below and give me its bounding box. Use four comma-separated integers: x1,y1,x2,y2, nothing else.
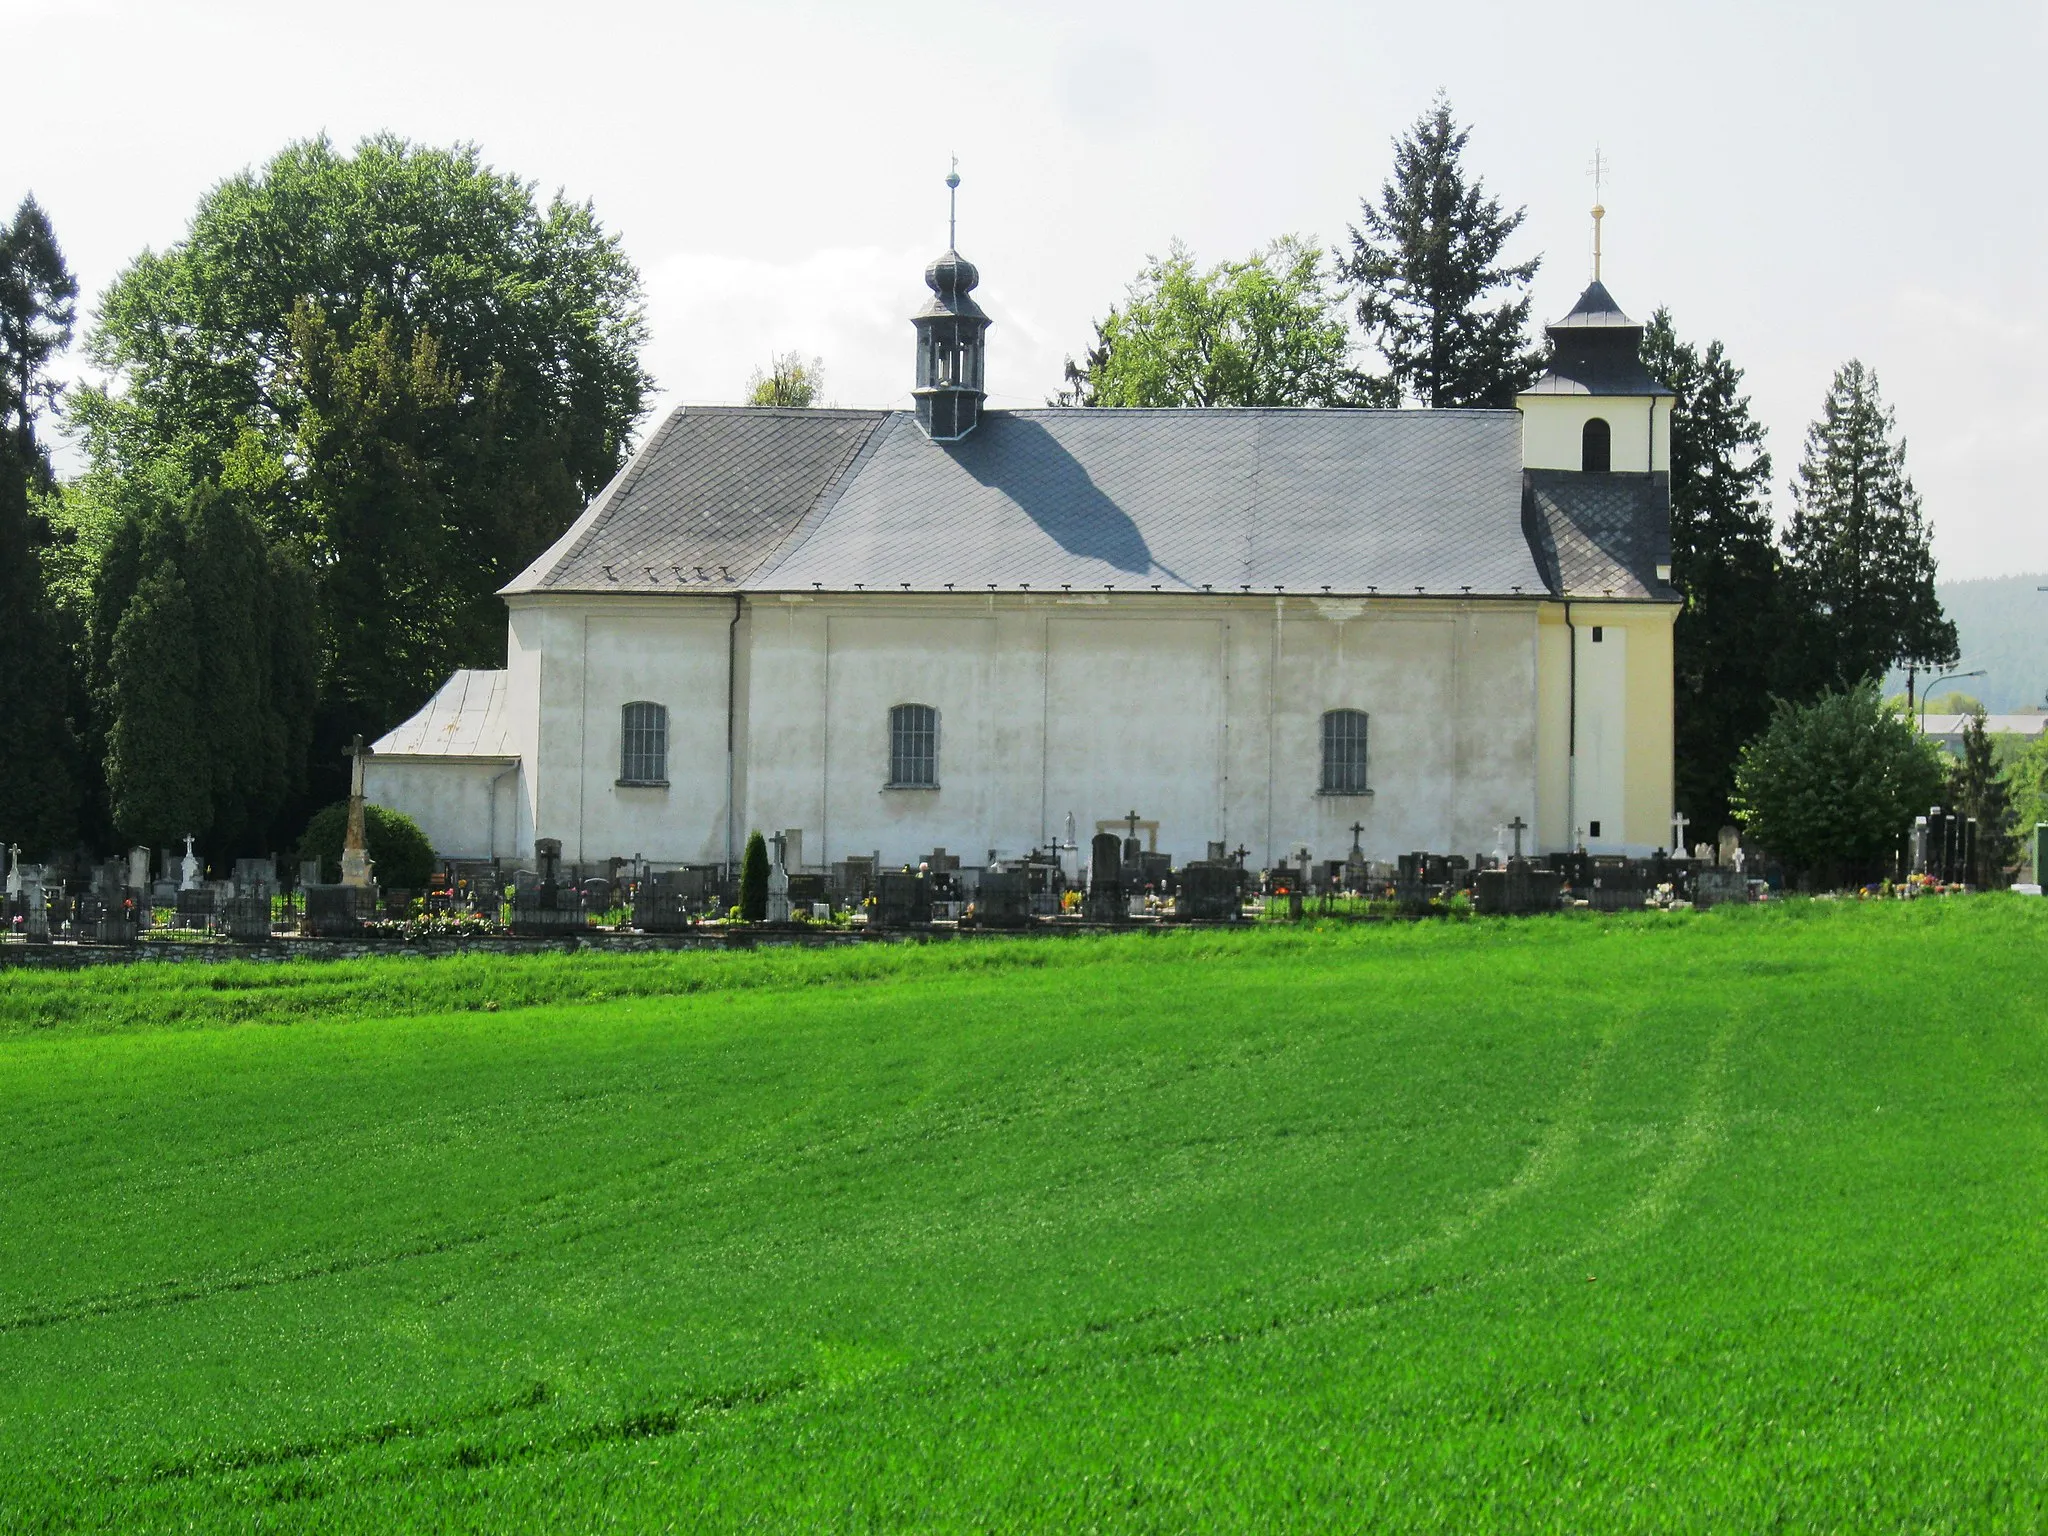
889,703,938,787
620,701,668,784
1321,709,1370,795
1582,417,1612,473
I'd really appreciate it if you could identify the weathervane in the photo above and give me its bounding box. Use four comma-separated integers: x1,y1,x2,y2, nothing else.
946,156,960,251
1588,147,1608,281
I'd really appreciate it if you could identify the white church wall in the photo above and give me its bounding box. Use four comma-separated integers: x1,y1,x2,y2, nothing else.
362,759,517,862
494,592,1556,872
1573,620,1629,850
1519,395,1670,474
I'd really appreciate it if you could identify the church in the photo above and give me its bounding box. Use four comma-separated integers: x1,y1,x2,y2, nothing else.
367,204,1679,877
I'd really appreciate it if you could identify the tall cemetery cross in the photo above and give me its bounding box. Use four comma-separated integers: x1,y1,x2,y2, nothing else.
340,734,375,889
1349,821,1365,854
1670,810,1690,857
1507,815,1529,860
1124,809,1143,845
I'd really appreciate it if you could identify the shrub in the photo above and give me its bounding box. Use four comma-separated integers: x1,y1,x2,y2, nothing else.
296,802,437,889
738,831,769,922
1732,679,1946,888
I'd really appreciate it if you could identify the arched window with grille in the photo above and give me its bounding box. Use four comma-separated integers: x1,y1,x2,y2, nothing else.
1320,709,1370,795
1582,416,1612,473
888,703,938,787
619,701,668,785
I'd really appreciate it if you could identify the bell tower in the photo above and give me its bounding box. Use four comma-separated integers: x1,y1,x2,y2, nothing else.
911,164,990,442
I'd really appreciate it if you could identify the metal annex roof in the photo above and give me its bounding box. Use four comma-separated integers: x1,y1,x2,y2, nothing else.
370,669,514,759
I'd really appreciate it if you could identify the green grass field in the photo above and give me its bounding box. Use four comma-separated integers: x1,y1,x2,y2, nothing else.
3,901,2045,1532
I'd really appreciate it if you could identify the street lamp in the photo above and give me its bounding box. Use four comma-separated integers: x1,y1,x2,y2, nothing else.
1920,669,1987,732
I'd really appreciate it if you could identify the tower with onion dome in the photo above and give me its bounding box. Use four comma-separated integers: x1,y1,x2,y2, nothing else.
910,164,990,442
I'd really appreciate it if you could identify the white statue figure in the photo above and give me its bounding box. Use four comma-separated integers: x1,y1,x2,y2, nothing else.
180,834,200,891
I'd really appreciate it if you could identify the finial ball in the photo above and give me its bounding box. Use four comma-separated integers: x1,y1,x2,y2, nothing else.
946,170,960,190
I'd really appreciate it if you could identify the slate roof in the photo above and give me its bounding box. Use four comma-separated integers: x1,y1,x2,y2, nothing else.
371,670,514,758
506,404,1672,603
1523,470,1676,600
1522,280,1674,398
502,408,889,594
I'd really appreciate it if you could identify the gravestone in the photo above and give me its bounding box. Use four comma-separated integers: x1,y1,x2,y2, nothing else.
787,873,826,910
1084,831,1124,922
174,885,220,932
1175,861,1240,921
1475,861,1563,916
632,871,700,932
1717,825,1741,869
1692,865,1748,908
18,866,50,944
179,835,201,891
975,868,1031,928
870,870,930,930
229,857,277,939
767,833,791,924
304,884,371,936
127,846,151,894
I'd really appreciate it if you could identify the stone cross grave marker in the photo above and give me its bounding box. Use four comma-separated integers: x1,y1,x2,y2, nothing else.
180,835,200,891
341,735,375,888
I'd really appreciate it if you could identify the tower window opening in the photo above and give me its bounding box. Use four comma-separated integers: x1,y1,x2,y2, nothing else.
1582,417,1612,473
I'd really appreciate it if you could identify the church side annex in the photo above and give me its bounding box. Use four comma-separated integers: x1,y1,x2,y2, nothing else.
368,201,1679,873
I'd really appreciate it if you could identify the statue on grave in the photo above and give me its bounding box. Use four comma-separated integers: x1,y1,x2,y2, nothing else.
4,845,19,897
340,735,376,889
767,832,792,923
180,834,201,891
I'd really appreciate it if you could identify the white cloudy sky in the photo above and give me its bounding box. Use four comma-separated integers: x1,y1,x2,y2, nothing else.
9,0,2046,578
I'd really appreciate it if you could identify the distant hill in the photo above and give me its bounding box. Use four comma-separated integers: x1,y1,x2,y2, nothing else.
1885,574,2048,712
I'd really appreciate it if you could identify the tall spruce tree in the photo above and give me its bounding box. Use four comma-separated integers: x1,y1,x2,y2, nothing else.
0,195,82,856
1338,97,1541,408
97,481,317,851
1946,710,2014,887
1782,361,1956,694
1640,311,1781,831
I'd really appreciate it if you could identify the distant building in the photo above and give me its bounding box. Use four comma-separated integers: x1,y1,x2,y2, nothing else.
1918,712,2048,756
368,204,1680,870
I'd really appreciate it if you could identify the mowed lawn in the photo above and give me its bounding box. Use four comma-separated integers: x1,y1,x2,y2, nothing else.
1,902,2045,1532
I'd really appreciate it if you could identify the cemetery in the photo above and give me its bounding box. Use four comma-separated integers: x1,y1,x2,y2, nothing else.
6,790,2043,964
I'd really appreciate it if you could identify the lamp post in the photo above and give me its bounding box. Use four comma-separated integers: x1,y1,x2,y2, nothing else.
1920,669,1986,734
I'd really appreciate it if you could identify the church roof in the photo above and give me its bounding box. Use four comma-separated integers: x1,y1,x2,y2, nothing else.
370,669,514,759
1522,470,1676,600
506,405,1664,601
1522,280,1674,398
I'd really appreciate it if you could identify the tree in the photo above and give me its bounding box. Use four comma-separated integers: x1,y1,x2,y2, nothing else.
2006,732,2048,874
0,195,82,854
295,800,436,889
738,830,769,922
1338,96,1540,408
746,352,824,407
1781,361,1956,695
74,134,652,753
98,481,317,850
1946,710,2014,887
1640,311,1782,833
1731,679,1947,888
1060,237,1369,408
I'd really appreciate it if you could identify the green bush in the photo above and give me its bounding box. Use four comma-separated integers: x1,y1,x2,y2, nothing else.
1732,679,1946,887
295,801,437,890
738,830,769,922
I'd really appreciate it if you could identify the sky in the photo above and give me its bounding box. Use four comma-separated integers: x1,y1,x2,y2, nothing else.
8,0,2046,579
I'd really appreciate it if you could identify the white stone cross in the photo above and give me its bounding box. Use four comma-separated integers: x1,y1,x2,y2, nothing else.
1670,811,1690,856
180,834,200,891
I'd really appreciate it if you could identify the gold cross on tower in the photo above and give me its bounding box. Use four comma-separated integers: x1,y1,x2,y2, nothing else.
1588,148,1608,281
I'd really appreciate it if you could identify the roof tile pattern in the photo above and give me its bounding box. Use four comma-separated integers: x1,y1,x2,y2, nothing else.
509,405,1672,603
1522,470,1675,600
760,407,1544,595
504,408,888,593
371,669,513,757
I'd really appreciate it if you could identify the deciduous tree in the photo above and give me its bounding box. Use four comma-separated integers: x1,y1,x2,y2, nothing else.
1061,237,1367,408
75,134,652,756
1731,679,1946,888
1338,96,1540,408
747,352,824,407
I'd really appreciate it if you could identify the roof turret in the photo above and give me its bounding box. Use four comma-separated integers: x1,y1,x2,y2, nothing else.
1523,280,1672,398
